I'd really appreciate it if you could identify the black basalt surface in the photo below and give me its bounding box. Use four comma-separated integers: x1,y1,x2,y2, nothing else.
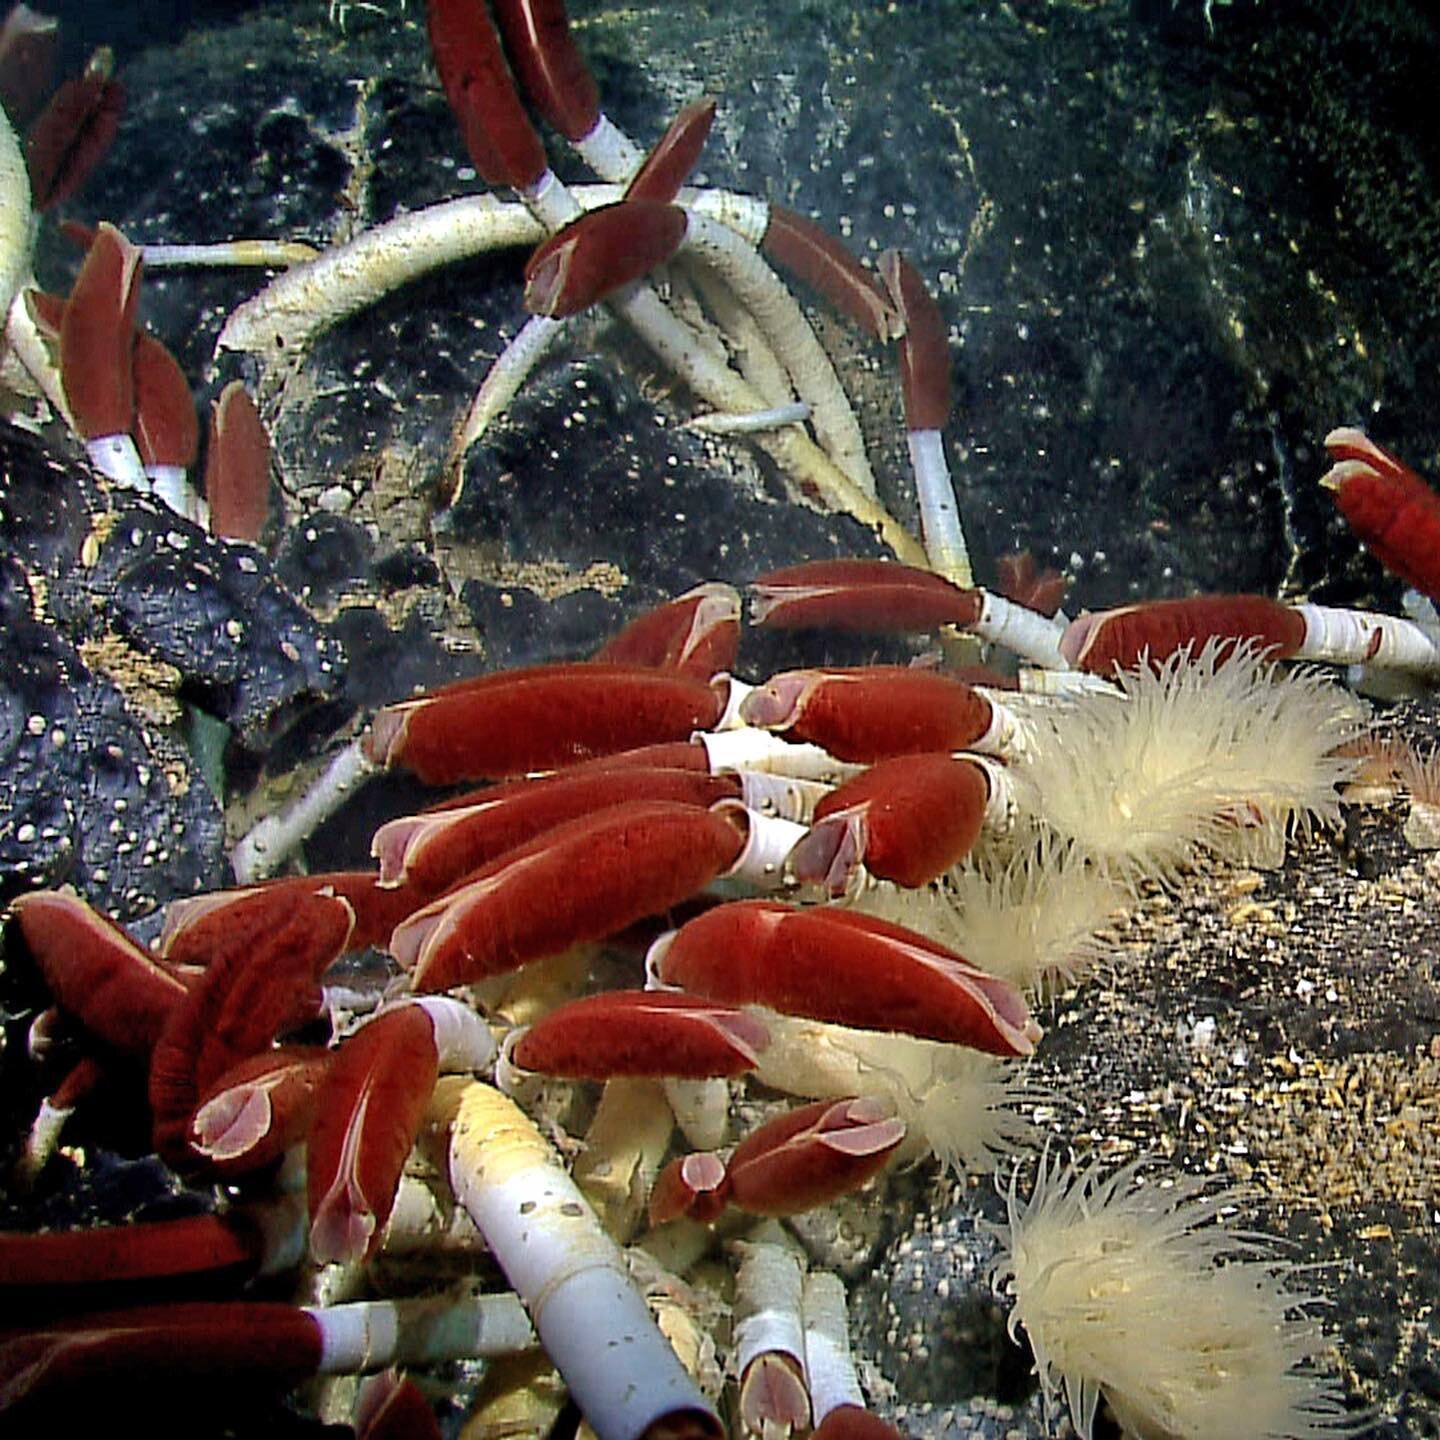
0,425,344,914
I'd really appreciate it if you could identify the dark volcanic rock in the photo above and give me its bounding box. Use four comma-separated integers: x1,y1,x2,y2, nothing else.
0,426,344,914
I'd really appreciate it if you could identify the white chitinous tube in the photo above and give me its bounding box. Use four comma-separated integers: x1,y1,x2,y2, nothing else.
709,673,756,731
85,432,150,491
697,725,863,785
685,402,811,435
231,736,379,882
971,754,1020,841
406,994,498,1073
718,800,809,891
680,213,877,498
662,1076,731,1152
1292,601,1440,677
147,464,209,528
310,1291,538,1372
139,239,320,268
1015,666,1118,697
572,112,647,185
731,1241,812,1437
451,312,566,466
970,589,1069,671
967,688,1030,760
800,1272,865,1421
906,428,973,589
735,769,833,825
0,102,30,326
683,188,772,248
446,1081,722,1440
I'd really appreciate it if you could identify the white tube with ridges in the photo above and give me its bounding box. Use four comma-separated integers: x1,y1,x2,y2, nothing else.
447,1081,720,1440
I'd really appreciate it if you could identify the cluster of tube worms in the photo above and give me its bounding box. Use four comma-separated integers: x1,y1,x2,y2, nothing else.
5,1,1440,1437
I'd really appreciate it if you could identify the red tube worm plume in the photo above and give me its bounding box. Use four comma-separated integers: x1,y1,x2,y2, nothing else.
750,558,983,633
0,1210,273,1289
0,4,59,126
789,751,993,894
1059,593,1307,674
371,765,737,894
555,737,713,776
131,331,199,472
59,221,141,439
22,285,64,337
148,890,355,1166
158,882,357,985
0,1302,325,1424
739,665,999,763
761,205,900,342
1321,426,1440,605
204,381,271,542
654,900,1041,1055
812,1408,908,1440
523,200,688,318
308,1003,440,1265
161,871,427,960
724,1096,905,1217
509,989,770,1079
879,249,950,433
488,0,599,143
8,889,186,1056
426,0,547,189
189,1045,331,1175
592,580,741,677
390,799,747,992
355,1369,442,1440
741,1353,810,1440
364,662,726,785
623,96,717,204
22,45,124,211
994,551,1069,618
648,1151,729,1226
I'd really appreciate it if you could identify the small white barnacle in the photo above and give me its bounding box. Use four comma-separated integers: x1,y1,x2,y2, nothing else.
990,1151,1362,1440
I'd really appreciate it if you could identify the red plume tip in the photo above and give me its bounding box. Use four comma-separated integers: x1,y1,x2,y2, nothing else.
489,0,601,142
24,46,124,211
0,3,59,126
426,0,548,189
204,381,271,542
59,220,142,441
132,332,200,471
880,249,950,433
523,200,687,318
624,97,717,204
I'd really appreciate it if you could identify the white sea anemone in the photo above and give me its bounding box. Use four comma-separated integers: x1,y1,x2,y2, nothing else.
857,839,1127,998
991,1153,1360,1440
750,1012,1043,1173
1013,641,1366,880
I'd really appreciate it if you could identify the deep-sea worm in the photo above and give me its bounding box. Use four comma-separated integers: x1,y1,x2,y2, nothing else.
390,798,753,991
789,750,1013,894
1322,425,1440,606
652,899,1042,1055
365,662,728,785
722,1096,906,1217
739,664,1020,763
508,989,770,1079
